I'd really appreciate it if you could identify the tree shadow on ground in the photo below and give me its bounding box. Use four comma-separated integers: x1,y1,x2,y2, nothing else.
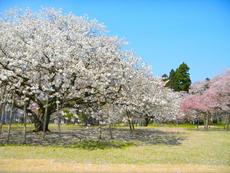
65,139,136,150
111,128,185,145
0,127,186,149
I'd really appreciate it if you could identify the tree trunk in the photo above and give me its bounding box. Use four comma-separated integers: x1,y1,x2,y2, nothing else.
58,115,61,135
56,99,61,136
131,120,135,130
109,123,113,139
23,103,27,144
197,117,199,129
144,117,150,127
0,103,5,134
34,119,43,132
204,114,208,129
33,108,51,132
226,114,230,130
208,113,210,128
128,119,133,133
7,100,14,143
0,85,6,134
98,121,102,140
204,113,210,129
32,96,59,132
33,116,50,132
43,97,49,139
126,110,134,133
128,118,135,133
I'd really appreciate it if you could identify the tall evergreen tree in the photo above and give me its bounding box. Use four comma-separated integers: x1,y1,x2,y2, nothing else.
165,62,191,92
165,69,175,88
175,62,191,92
162,73,168,82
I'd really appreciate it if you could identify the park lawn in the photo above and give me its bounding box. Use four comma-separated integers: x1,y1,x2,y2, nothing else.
0,125,230,173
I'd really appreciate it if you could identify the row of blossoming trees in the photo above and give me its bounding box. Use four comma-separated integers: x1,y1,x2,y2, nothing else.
181,70,230,129
0,8,182,140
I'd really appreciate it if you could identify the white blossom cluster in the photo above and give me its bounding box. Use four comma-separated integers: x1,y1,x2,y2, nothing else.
0,8,181,126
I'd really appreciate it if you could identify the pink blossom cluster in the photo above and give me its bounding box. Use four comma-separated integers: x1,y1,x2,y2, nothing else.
181,70,230,114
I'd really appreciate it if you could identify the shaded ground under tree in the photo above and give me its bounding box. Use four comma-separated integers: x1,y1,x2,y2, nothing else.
0,126,185,149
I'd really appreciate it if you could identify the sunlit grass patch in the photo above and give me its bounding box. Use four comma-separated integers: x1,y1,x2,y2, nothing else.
0,126,229,169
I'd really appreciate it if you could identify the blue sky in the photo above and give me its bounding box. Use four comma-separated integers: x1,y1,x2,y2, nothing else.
0,0,230,82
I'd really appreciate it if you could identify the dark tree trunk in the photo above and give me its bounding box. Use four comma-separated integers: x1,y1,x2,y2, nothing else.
98,121,102,139
128,118,135,133
32,100,55,132
34,117,50,132
226,114,230,130
34,119,43,132
56,99,61,136
128,119,133,133
144,117,150,127
131,120,135,130
43,98,49,139
197,117,199,129
204,113,210,129
126,110,134,133
33,112,51,132
109,123,113,139
23,103,27,144
44,110,51,131
0,85,6,134
204,114,208,129
0,103,5,134
7,100,14,143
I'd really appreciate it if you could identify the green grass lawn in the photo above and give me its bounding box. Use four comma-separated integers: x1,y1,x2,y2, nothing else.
0,124,229,172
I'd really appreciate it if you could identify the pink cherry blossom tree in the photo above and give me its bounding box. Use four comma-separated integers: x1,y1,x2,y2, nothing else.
181,70,230,129
208,70,230,129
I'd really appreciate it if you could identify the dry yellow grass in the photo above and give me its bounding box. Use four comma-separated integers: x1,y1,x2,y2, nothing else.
0,159,229,173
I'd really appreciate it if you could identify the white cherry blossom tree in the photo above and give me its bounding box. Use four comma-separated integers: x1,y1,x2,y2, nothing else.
0,8,181,133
